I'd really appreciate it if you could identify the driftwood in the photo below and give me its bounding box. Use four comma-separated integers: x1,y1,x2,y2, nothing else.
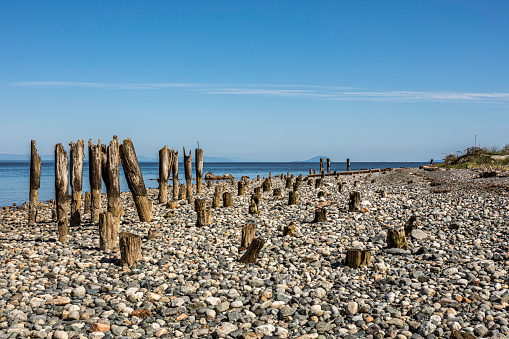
348,191,361,212
183,147,193,204
69,139,84,226
119,232,141,266
101,137,123,217
28,140,41,225
288,191,299,205
239,238,265,264
205,172,235,181
346,248,371,268
172,151,179,198
55,143,69,242
99,211,118,250
195,147,204,194
387,228,408,249
120,138,153,222
241,223,255,248
248,194,259,215
88,139,102,223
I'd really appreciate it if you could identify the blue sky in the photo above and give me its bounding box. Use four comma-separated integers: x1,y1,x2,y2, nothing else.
1,1,508,161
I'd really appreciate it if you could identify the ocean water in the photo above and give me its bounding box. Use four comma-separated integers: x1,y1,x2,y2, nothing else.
0,161,427,206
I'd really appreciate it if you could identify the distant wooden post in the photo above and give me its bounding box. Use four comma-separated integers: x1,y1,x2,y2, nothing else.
239,238,265,264
28,140,41,226
248,194,259,215
158,145,170,204
212,186,221,208
320,158,324,173
119,232,141,266
120,138,153,222
285,177,292,189
348,191,361,212
183,147,193,204
338,183,344,193
309,169,312,175
195,147,204,194
327,158,331,173
347,158,351,171
55,143,69,242
288,191,298,205
172,151,179,199
195,198,211,227
241,223,255,248
99,211,118,250
88,139,102,223
101,137,123,218
223,192,233,207
238,181,245,195
273,188,282,197
69,139,84,226
315,178,323,188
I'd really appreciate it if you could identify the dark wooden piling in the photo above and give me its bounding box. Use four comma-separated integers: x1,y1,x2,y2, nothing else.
346,249,371,268
147,228,158,241
55,143,69,242
223,192,233,207
283,222,296,236
262,178,271,192
313,207,327,222
99,211,118,250
195,147,204,194
248,194,259,215
315,178,323,188
195,198,211,227
101,137,123,218
273,188,282,197
327,158,331,173
84,192,91,214
239,238,265,264
88,139,102,223
119,138,153,222
119,232,141,266
320,158,324,173
347,158,351,171
183,147,193,204
69,139,84,226
212,186,221,208
178,184,187,200
28,140,41,226
288,191,299,205
238,181,245,196
285,177,292,189
172,151,179,199
348,191,361,212
241,223,255,248
404,215,419,236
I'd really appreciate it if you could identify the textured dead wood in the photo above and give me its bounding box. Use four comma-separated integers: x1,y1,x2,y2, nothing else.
55,143,69,242
348,191,361,212
166,200,179,209
320,158,324,173
283,222,296,236
239,238,265,264
195,147,204,194
248,194,259,215
254,187,261,197
119,232,141,266
354,181,360,188
404,215,419,236
148,227,158,240
212,185,221,208
241,223,255,248
183,147,193,204
315,178,323,189
223,192,233,207
313,207,327,222
158,145,170,204
99,211,118,250
288,191,299,205
293,181,300,192
120,138,153,222
172,151,179,198
178,184,187,200
195,198,211,226
317,191,326,198
346,248,371,268
69,139,84,226
101,137,123,217
273,188,282,197
327,158,331,173
238,181,245,196
347,158,351,171
262,178,271,192
379,189,387,198
28,140,41,225
84,192,91,214
285,177,293,189
88,139,102,223
387,228,408,249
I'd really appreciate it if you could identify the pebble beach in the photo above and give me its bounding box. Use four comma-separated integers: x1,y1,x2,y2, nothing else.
1,168,509,339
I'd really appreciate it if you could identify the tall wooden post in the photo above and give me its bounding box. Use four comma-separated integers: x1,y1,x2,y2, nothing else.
158,146,170,204
119,138,153,222
101,137,123,218
320,158,324,173
183,147,193,204
55,143,69,242
327,158,331,173
195,147,204,194
347,158,351,171
238,181,245,195
28,140,41,226
172,151,179,198
69,139,84,226
88,139,102,223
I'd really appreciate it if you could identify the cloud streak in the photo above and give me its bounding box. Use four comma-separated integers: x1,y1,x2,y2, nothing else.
9,81,509,104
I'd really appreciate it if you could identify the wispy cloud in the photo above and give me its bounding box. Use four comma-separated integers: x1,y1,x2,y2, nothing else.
9,81,509,104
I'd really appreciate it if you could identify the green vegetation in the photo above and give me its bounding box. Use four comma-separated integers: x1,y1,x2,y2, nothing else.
438,145,509,169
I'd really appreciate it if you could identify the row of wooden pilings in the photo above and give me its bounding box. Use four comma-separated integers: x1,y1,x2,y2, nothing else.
312,157,351,175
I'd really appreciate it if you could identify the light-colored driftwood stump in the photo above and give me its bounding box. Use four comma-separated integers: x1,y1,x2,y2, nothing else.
183,147,193,205
158,145,170,204
314,207,327,222
84,192,91,214
404,215,419,236
101,137,123,218
55,143,69,242
239,238,265,264
148,227,158,240
167,200,179,209
119,232,141,266
28,140,41,226
288,191,298,205
249,194,259,215
273,188,282,197
241,223,255,248
99,211,118,250
223,192,233,207
348,191,361,212
346,248,371,268
195,198,211,227
69,139,84,226
387,228,408,249
195,147,204,194
238,181,245,196
172,151,179,199
120,138,153,222
283,222,296,236
88,139,102,223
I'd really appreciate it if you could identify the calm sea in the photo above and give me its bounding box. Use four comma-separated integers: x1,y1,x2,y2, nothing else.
0,161,427,206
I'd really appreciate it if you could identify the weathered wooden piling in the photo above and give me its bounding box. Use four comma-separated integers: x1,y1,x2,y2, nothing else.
288,191,299,205
88,139,102,223
238,181,245,196
327,158,331,173
101,137,123,218
183,147,193,204
99,211,118,250
404,215,419,236
348,191,361,212
315,178,323,188
147,228,158,240
55,143,69,242
158,146,170,204
387,228,408,249
347,158,351,171
320,158,324,173
273,188,282,197
119,232,141,266
241,223,255,248
248,194,259,215
223,192,233,207
172,151,179,198
84,192,91,214
313,207,327,222
28,140,41,226
119,138,153,222
262,178,271,192
285,177,292,189
212,186,221,208
69,139,84,226
239,238,265,264
195,198,211,226
195,147,204,194
254,187,261,197
178,184,187,200
346,248,371,268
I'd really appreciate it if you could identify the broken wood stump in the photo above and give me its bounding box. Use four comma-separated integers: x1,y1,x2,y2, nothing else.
313,207,327,222
172,151,179,198
178,184,187,200
387,228,408,249
119,232,141,266
254,187,261,197
239,238,265,264
346,248,371,268
317,191,326,198
28,140,41,226
84,192,91,214
262,178,271,192
55,143,69,242
285,177,292,189
195,147,204,194
404,215,419,236
238,181,245,196
248,194,259,215
195,198,211,226
288,191,299,205
283,222,296,236
273,188,282,197
212,186,221,208
167,200,179,209
147,228,158,241
158,146,170,204
183,147,193,205
315,178,323,189
101,136,123,218
99,211,118,251
241,223,255,248
223,192,233,207
348,191,361,212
